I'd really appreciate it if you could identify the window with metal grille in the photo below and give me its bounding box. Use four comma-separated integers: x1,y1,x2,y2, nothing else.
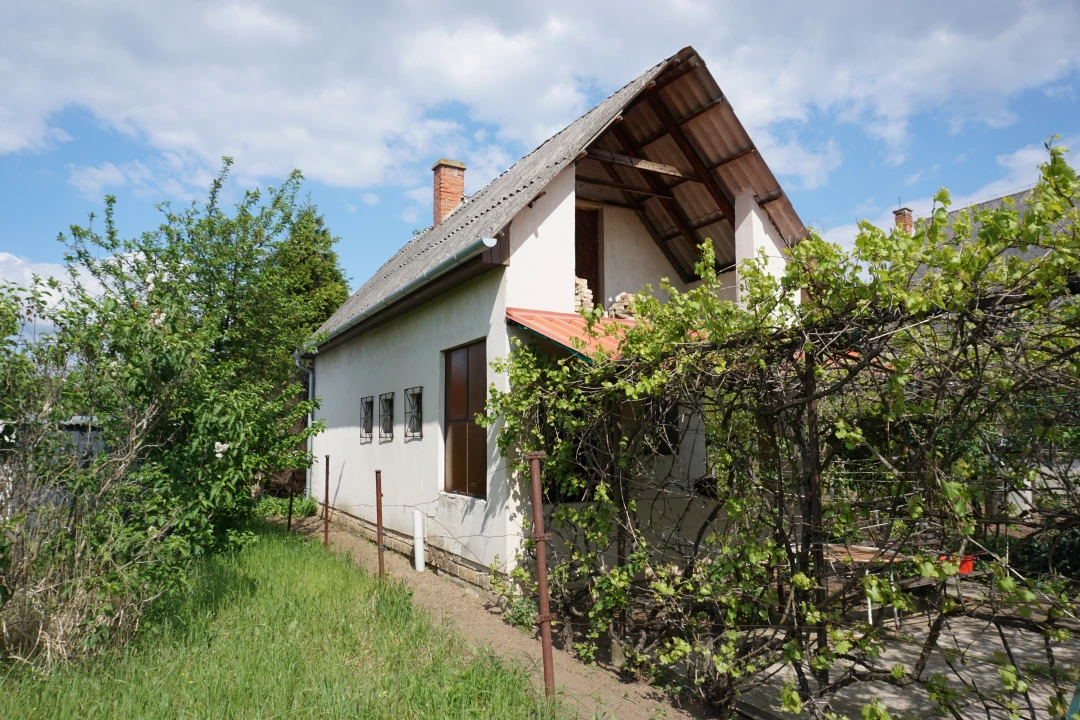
379,392,394,439
444,340,487,498
405,386,423,438
359,396,373,440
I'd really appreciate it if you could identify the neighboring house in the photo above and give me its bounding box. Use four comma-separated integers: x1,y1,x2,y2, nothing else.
308,46,805,583
894,187,1057,278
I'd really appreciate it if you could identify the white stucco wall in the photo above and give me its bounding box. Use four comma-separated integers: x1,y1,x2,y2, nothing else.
734,190,792,302
504,166,576,313
312,269,525,571
599,206,691,308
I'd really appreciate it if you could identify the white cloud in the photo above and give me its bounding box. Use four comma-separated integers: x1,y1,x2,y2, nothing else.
754,134,842,191
904,164,940,186
403,186,429,205
1044,83,1076,100
67,161,129,198
821,139,1078,249
360,192,380,205
67,154,209,201
0,252,68,286
400,206,420,225
2,1,1079,194
463,144,515,193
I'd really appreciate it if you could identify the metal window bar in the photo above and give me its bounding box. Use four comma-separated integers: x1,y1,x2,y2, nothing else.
360,396,373,440
379,392,394,439
405,386,423,438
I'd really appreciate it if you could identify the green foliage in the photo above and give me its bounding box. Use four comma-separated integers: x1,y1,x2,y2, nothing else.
253,494,317,518
504,594,540,634
490,556,540,633
0,525,563,719
0,160,346,665
485,140,1080,717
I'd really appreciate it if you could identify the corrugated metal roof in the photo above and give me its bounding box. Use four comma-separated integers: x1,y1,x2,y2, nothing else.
587,49,807,268
506,307,635,358
320,46,807,341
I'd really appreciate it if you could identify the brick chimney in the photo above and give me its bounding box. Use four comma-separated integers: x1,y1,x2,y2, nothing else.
432,159,466,227
893,207,913,235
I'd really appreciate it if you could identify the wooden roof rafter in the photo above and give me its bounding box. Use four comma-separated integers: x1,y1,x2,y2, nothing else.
634,95,728,149
575,175,674,199
608,122,704,275
584,149,697,181
644,89,736,222
657,212,727,242
588,156,695,284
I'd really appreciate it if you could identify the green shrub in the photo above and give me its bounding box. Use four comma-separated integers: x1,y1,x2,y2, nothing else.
1,161,345,666
254,494,317,518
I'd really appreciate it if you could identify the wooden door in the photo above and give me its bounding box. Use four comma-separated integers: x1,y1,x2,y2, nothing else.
444,340,487,498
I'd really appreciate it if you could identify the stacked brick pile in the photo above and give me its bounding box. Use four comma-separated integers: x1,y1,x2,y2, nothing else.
574,277,594,313
608,292,635,319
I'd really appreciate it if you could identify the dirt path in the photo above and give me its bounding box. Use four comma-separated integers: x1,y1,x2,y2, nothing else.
288,516,702,720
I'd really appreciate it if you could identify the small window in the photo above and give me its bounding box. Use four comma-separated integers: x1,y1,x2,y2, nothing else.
405,386,423,438
379,392,394,439
360,396,374,440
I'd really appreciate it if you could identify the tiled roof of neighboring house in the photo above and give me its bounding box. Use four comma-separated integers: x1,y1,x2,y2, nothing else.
908,187,1061,283
505,307,636,358
942,188,1050,263
317,57,672,339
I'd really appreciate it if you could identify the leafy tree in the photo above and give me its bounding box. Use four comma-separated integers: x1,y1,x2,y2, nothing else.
277,210,349,333
0,160,344,665
486,142,1080,718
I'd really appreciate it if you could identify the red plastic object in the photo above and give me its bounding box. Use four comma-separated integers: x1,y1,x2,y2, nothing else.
938,554,975,574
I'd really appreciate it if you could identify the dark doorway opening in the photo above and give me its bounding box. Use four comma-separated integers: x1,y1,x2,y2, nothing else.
575,208,600,301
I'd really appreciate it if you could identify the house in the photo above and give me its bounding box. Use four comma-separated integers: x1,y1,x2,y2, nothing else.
308,46,805,584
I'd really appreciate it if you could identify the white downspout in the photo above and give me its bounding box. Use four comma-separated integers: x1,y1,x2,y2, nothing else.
293,351,315,498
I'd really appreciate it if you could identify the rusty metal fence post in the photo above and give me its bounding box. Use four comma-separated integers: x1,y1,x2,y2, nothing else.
375,469,385,579
323,454,330,549
525,451,555,699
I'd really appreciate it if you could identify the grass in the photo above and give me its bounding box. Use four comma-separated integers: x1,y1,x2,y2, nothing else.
0,524,563,719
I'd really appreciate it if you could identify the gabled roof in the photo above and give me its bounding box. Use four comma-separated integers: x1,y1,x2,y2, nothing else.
319,46,806,343
318,57,669,341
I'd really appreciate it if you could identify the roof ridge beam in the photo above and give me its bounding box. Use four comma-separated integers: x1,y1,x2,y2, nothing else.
585,148,698,181
575,174,675,199
609,123,702,278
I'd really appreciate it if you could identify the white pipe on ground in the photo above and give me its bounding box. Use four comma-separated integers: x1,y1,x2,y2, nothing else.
413,508,425,572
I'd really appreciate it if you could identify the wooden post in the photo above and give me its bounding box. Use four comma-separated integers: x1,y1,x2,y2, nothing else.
525,451,556,699
375,469,385,579
324,455,330,549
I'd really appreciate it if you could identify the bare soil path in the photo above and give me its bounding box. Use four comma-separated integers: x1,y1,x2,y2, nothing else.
288,516,704,720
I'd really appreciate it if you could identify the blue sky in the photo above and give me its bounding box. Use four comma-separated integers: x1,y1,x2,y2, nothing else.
2,1,1079,292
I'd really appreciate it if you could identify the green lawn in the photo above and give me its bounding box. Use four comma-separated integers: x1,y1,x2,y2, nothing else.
1,524,562,719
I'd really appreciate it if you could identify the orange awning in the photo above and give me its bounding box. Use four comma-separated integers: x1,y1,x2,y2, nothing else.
506,307,636,358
